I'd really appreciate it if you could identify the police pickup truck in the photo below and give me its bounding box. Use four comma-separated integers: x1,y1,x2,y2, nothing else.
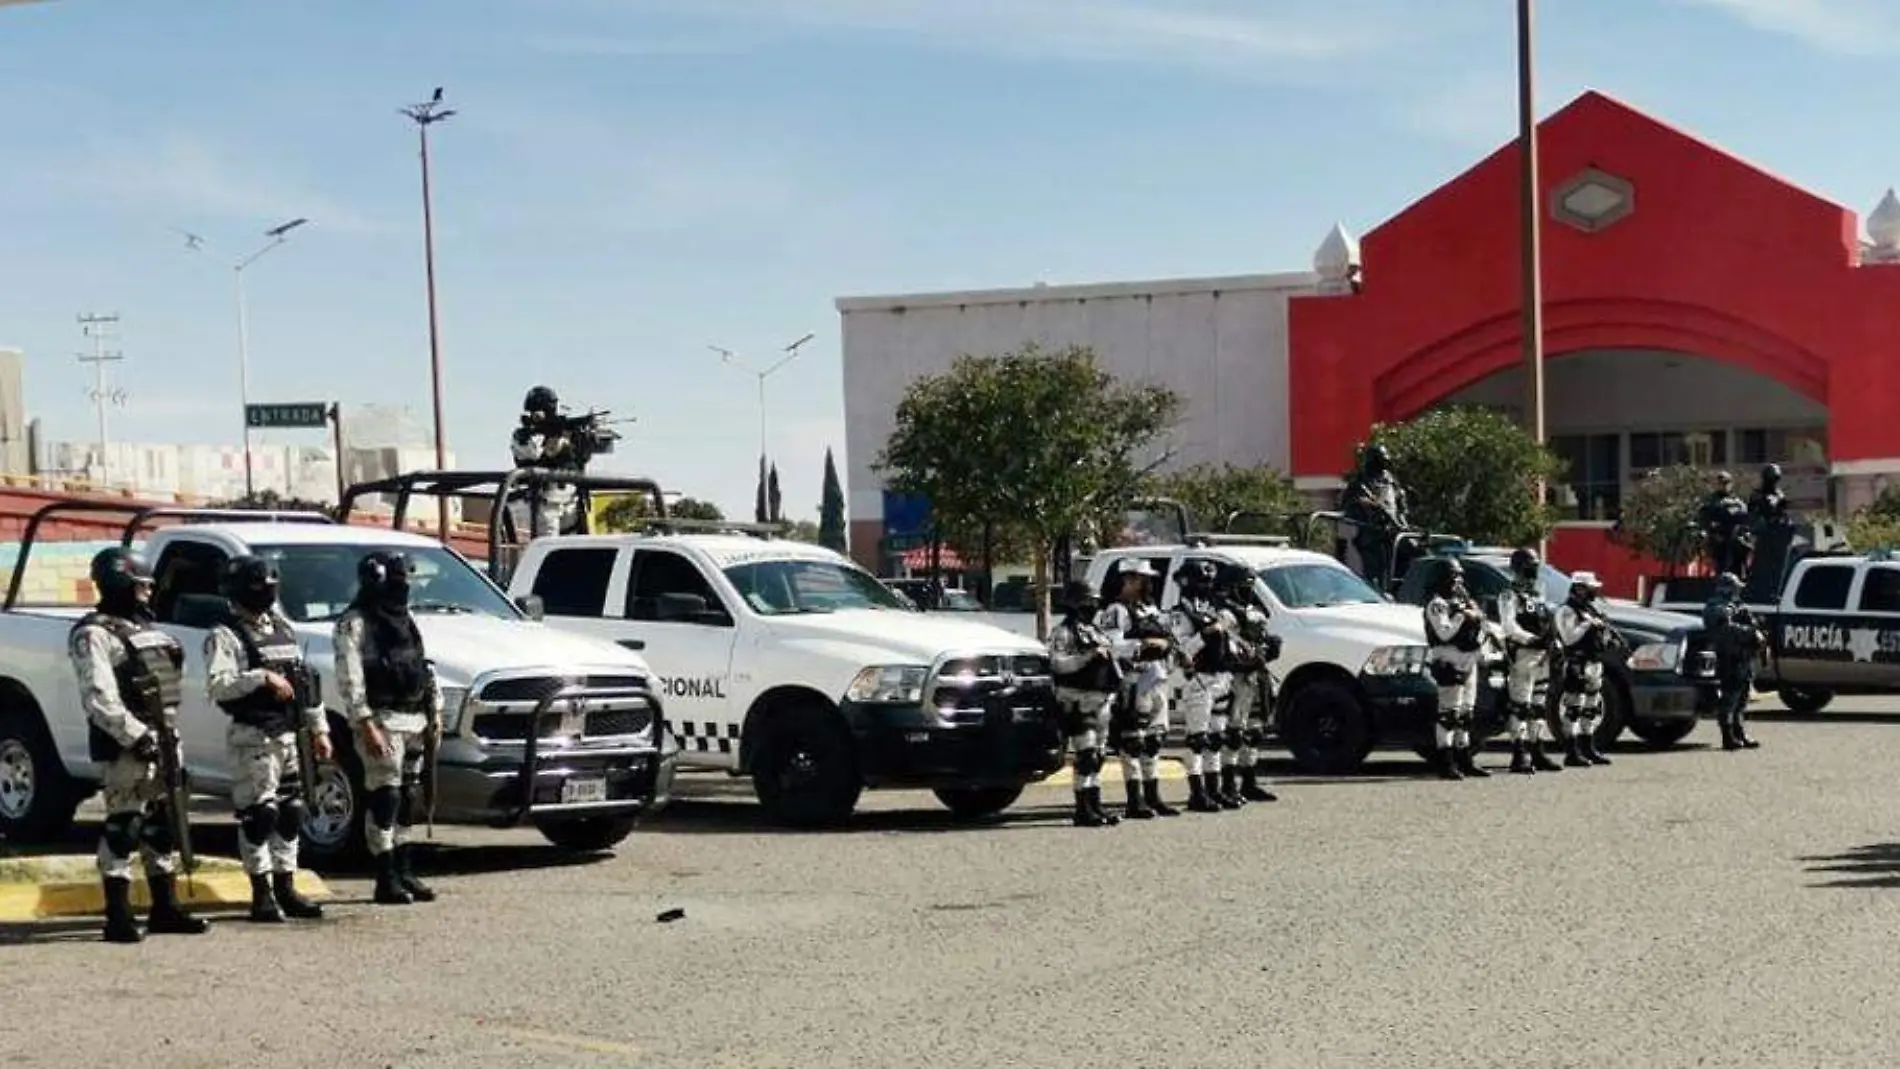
1082,537,1510,775
1647,549,1900,714
1395,548,1710,749
0,502,676,861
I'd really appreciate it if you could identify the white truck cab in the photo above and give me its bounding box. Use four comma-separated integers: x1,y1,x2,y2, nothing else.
506,530,1068,825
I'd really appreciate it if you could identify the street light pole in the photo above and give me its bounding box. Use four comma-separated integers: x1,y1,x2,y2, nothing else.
230,217,308,499
711,331,815,473
1518,0,1548,530
402,87,456,539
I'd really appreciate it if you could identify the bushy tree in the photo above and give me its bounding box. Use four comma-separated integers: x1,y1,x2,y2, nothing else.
1848,484,1900,551
209,490,336,517
818,448,848,553
876,343,1180,637
1614,464,1707,574
1353,407,1565,546
597,494,724,532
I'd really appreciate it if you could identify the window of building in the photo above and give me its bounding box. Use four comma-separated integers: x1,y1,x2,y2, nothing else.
1735,427,1829,467
529,546,618,617
1792,564,1854,611
1550,433,1621,521
1629,431,1728,471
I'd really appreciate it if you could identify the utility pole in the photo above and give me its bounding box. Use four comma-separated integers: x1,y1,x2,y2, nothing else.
76,313,125,489
401,87,455,539
1517,0,1548,542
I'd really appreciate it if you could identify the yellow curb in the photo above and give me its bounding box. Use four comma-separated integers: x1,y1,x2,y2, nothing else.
1041,756,1187,789
0,855,332,922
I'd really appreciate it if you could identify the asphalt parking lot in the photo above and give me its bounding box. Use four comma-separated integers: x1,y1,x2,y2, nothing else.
8,700,1900,1068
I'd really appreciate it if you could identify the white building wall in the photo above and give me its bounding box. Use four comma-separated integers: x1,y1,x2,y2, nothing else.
836,272,1317,527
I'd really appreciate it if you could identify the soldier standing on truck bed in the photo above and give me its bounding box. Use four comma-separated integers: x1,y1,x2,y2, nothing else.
1097,560,1180,820
334,550,444,906
1496,548,1563,775
1047,580,1122,828
1704,572,1765,752
205,554,332,923
1340,443,1411,592
71,547,211,944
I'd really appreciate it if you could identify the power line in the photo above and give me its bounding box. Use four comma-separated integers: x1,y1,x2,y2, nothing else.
76,312,126,487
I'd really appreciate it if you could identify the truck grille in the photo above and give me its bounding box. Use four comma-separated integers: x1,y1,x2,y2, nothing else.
1679,632,1718,680
469,674,657,743
929,653,1055,725
477,674,647,702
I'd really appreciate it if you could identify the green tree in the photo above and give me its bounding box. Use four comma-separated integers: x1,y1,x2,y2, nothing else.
1145,462,1309,543
818,448,848,553
768,463,783,523
597,494,724,532
875,342,1181,638
209,490,336,518
1615,464,1707,575
1848,484,1900,551
785,519,822,543
1353,407,1564,546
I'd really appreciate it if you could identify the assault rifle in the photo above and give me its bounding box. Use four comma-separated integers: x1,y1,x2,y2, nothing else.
550,408,634,467
150,708,195,891
289,663,323,813
422,661,442,838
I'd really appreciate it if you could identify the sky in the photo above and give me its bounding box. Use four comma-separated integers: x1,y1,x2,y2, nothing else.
5,0,1900,522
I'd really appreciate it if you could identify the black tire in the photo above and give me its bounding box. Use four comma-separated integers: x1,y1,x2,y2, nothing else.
750,702,863,827
534,815,639,852
1626,717,1697,748
1280,680,1373,775
933,785,1023,820
1777,685,1833,715
298,715,369,867
0,712,82,843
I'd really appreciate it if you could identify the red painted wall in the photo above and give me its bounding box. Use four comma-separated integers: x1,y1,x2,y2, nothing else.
1289,90,1900,479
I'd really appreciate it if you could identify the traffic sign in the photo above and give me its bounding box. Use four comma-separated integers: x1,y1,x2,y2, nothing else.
246,403,330,429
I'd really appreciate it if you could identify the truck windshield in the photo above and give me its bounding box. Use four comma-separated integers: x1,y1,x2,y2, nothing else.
254,543,519,623
725,558,912,615
1259,563,1385,608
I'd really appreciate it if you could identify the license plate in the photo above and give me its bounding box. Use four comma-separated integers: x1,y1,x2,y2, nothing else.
561,777,608,804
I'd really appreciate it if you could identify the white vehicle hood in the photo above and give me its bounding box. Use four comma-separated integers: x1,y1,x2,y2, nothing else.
303,612,651,682
1288,601,1428,646
766,608,1042,662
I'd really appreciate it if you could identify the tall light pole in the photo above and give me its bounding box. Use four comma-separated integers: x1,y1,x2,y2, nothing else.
711,331,815,473
1518,0,1548,537
230,217,309,498
402,87,455,538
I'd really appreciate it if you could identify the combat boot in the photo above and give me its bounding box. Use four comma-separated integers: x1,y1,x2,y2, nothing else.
246,872,285,924
1186,773,1220,813
100,876,143,944
271,871,325,920
1122,779,1156,820
1434,746,1464,780
1085,787,1119,826
1734,713,1761,750
1238,765,1277,802
372,851,413,905
1073,791,1107,827
1211,771,1241,809
1509,740,1534,775
1564,734,1590,768
1581,732,1613,766
1142,778,1180,817
394,844,437,903
1529,738,1562,772
1217,766,1246,807
144,871,210,935
1454,745,1490,778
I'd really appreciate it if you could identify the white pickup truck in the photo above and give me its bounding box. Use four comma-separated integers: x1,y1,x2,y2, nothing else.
504,530,1067,826
0,503,678,861
1083,538,1507,774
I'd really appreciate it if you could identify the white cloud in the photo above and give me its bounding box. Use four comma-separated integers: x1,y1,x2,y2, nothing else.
1684,0,1900,54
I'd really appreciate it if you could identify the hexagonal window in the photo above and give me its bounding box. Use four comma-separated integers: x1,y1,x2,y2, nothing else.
1551,168,1634,233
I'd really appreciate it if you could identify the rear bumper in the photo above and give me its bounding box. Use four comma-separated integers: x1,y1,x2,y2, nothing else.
842,700,1066,790
434,745,677,827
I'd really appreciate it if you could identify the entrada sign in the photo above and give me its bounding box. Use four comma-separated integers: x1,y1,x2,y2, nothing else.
245,403,330,429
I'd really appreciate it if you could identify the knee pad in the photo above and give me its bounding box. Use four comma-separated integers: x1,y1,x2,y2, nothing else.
140,809,176,855
1141,734,1162,758
239,803,278,845
1222,726,1244,751
368,785,401,829
1242,726,1263,748
101,812,142,858
276,797,308,841
1185,732,1210,754
1075,749,1104,777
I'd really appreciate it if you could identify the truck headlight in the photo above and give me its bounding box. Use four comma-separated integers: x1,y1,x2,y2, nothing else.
844,665,929,704
438,685,470,733
1628,641,1681,673
1363,645,1429,676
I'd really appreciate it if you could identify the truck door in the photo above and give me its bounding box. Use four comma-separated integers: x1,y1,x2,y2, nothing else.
149,539,234,791
1774,562,1859,685
1846,563,1900,684
621,549,740,760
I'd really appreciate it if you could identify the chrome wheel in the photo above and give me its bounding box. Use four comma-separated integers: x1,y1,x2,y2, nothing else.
302,763,356,850
0,738,34,821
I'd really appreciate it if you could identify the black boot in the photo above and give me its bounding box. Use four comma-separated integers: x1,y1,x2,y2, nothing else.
101,876,143,944
1211,770,1242,809
1073,790,1107,827
1509,740,1534,775
1455,745,1490,778
1123,778,1156,820
373,851,413,905
247,873,285,924
1186,773,1221,812
1435,746,1464,780
395,844,437,903
1143,778,1180,817
1734,715,1760,749
272,871,325,920
1564,733,1590,768
144,871,210,935
1581,730,1613,765
1238,764,1277,802
1086,787,1119,826
1530,738,1562,772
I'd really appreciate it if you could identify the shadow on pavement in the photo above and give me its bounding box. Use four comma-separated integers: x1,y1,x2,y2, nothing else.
1750,711,1900,726
0,918,115,946
638,798,1081,837
1800,842,1900,889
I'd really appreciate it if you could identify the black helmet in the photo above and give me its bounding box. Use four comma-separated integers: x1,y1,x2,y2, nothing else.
1715,470,1734,488
1509,547,1541,582
1361,442,1391,473
523,385,559,417
1715,571,1743,598
1436,558,1465,595
1062,579,1098,614
1181,559,1218,590
1761,463,1783,484
221,554,279,614
90,547,153,613
357,550,413,609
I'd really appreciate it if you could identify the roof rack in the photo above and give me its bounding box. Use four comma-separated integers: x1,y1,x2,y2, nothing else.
1186,533,1291,548
637,518,788,540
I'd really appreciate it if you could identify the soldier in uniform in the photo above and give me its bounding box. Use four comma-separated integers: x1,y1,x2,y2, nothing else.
1340,443,1410,592
334,550,445,905
1048,580,1122,828
1216,564,1280,803
1698,471,1751,577
1096,560,1179,820
1553,572,1616,768
1704,571,1765,751
509,384,581,538
1747,463,1790,529
1170,560,1240,811
1496,548,1563,775
71,547,211,944
205,554,333,922
1423,558,1490,780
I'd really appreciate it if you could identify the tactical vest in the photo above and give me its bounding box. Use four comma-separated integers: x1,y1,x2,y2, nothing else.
1123,605,1175,663
1432,597,1484,652
1054,620,1121,692
1512,586,1552,642
220,611,304,734
1564,603,1606,659
359,612,432,712
73,612,183,762
1179,597,1232,673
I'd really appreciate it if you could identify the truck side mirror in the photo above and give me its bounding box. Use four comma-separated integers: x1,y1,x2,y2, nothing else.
514,594,546,621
